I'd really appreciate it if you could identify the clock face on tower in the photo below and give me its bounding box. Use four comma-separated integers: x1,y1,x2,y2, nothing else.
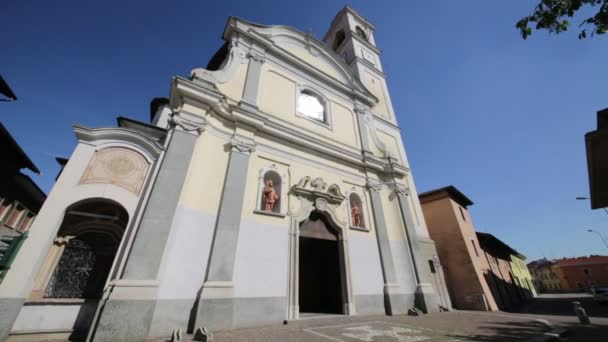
361,49,375,66
297,91,325,122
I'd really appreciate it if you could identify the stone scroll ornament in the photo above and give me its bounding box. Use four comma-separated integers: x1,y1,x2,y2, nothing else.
262,180,280,211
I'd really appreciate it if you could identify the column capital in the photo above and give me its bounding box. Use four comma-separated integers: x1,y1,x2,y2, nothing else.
393,184,410,197
366,180,383,192
247,51,266,64
230,135,256,154
354,103,371,116
169,111,207,135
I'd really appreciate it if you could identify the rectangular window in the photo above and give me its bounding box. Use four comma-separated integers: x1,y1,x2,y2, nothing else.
0,198,12,221
5,203,24,228
471,239,479,256
584,268,591,277
428,260,436,274
18,212,35,232
459,206,467,221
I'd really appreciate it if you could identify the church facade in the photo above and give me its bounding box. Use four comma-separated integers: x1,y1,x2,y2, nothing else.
0,7,451,341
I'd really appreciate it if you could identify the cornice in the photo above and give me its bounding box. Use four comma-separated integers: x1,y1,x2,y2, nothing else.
73,125,164,160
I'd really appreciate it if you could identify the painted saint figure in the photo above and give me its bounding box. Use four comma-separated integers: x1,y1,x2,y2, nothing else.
263,180,280,211
351,201,361,227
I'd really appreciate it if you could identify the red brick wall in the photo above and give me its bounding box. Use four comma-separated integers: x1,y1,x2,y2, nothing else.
555,262,608,291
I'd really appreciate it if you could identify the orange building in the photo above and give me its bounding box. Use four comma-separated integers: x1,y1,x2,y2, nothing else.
419,186,499,311
553,255,608,291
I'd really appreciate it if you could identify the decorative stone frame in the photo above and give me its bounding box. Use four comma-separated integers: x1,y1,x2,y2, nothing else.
254,164,288,217
346,189,368,231
287,176,355,320
29,198,129,300
294,85,333,129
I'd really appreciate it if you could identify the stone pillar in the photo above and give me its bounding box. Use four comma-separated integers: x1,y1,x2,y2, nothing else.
394,184,442,313
366,181,408,315
92,116,205,342
195,135,255,331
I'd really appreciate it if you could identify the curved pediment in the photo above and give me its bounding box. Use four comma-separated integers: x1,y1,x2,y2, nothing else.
226,17,378,105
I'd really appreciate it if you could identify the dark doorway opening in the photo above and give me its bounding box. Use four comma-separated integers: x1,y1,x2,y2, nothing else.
298,211,343,314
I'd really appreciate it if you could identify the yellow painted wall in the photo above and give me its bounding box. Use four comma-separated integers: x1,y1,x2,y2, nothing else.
256,64,360,149
361,70,390,120
178,131,230,215
378,130,402,163
282,45,342,81
380,187,406,241
216,63,248,102
236,142,378,241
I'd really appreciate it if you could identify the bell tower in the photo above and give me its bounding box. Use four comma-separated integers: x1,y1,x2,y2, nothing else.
324,6,396,122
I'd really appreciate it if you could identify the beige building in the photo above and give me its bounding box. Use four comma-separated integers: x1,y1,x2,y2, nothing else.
419,186,499,311
0,7,451,341
528,258,562,293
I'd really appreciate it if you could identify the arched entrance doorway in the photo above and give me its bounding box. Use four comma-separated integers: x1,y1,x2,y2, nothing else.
29,198,129,340
44,199,128,300
287,177,354,321
298,211,344,315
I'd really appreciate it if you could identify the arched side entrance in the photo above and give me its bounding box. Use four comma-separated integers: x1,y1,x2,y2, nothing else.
287,177,354,320
34,199,129,300
28,199,129,339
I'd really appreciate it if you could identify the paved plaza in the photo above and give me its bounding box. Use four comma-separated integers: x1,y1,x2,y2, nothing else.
208,311,567,342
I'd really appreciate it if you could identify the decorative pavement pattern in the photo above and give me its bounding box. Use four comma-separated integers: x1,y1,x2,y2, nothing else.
304,321,466,342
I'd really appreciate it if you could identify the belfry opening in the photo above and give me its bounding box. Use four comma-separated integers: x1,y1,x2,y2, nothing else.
298,211,344,315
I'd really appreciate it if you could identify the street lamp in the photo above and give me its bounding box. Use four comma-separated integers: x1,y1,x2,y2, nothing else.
576,197,608,215
587,229,608,249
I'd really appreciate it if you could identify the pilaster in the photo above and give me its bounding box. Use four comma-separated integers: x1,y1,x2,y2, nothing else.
195,134,255,331
393,183,442,313
94,115,204,341
239,49,266,111
354,104,374,156
366,180,408,315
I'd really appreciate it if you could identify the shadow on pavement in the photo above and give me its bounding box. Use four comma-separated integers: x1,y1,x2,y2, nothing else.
557,321,608,342
509,296,608,318
445,320,551,342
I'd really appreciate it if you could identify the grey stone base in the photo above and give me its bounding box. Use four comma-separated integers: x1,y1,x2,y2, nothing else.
385,291,415,315
91,299,156,342
148,299,197,339
415,284,441,313
353,294,385,315
196,297,287,331
0,297,25,341
415,239,452,310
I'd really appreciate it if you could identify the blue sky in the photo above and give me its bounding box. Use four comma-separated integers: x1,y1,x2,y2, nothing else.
2,1,607,261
